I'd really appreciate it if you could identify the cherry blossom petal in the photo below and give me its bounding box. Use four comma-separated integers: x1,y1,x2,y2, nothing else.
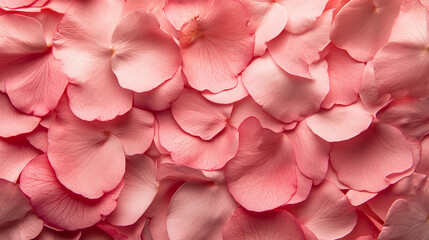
0,93,40,138
222,207,306,240
359,61,390,114
242,53,330,123
157,111,239,170
201,76,248,105
307,101,373,142
321,45,364,108
287,121,330,185
111,10,181,93
330,0,402,62
107,155,159,226
20,155,123,231
0,136,39,182
225,117,297,212
286,181,357,240
279,0,329,34
171,88,232,140
267,10,332,78
165,0,254,93
134,68,184,112
377,97,429,140
166,181,237,240
331,123,414,192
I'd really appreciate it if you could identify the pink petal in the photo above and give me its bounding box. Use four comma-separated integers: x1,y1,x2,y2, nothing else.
166,181,237,240
35,228,81,240
330,0,402,62
242,53,330,123
267,10,332,78
98,217,146,240
359,61,391,114
346,190,378,206
20,155,123,231
0,93,40,138
0,0,36,8
134,67,184,112
201,76,249,105
279,0,329,34
416,136,429,175
107,155,159,226
42,0,76,14
331,123,414,192
287,169,313,204
286,181,358,240
157,111,239,170
321,45,365,108
222,207,306,240
307,101,374,142
111,10,181,93
287,120,330,185
171,88,232,140
0,136,39,182
377,97,429,140
25,126,48,152
165,0,254,93
339,211,380,240
225,117,297,212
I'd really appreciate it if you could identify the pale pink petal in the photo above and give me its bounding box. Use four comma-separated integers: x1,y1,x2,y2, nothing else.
107,155,159,226
325,163,350,190
171,88,232,140
20,155,123,231
331,123,414,192
307,101,373,142
229,96,292,133
377,97,429,140
346,190,378,206
359,61,391,114
286,181,358,240
287,169,313,204
421,0,429,7
279,0,329,34
0,0,36,8
242,0,288,56
25,126,48,152
134,68,184,112
22,9,63,45
222,207,306,240
330,0,402,62
165,0,254,93
267,10,332,78
321,45,365,108
242,53,330,123
339,211,380,240
166,181,237,240
0,136,39,182
111,10,181,93
0,93,40,138
287,120,330,184
42,0,75,14
386,139,422,184
157,111,239,170
201,76,248,105
225,117,297,212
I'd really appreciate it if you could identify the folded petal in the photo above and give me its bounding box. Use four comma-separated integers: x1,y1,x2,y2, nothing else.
0,93,40,138
171,88,232,140
166,0,254,93
287,169,313,204
286,181,358,240
111,10,181,92
242,53,330,123
20,155,123,231
107,155,158,226
201,76,248,105
166,181,237,240
359,61,390,114
225,117,297,212
157,111,239,170
331,123,414,192
222,207,306,240
307,101,374,142
330,0,402,62
267,10,332,78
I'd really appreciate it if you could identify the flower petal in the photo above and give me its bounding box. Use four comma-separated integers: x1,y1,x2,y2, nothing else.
280,0,329,34
201,76,248,105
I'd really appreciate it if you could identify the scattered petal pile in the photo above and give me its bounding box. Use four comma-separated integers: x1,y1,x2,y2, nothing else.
1,0,429,239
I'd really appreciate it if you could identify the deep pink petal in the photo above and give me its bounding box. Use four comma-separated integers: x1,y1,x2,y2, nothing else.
20,155,123,231
98,217,146,240
34,227,81,240
166,181,237,240
331,123,414,192
222,207,306,240
225,117,297,212
157,111,239,170
267,10,332,78
286,181,358,240
171,88,232,140
330,0,402,62
242,53,330,123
